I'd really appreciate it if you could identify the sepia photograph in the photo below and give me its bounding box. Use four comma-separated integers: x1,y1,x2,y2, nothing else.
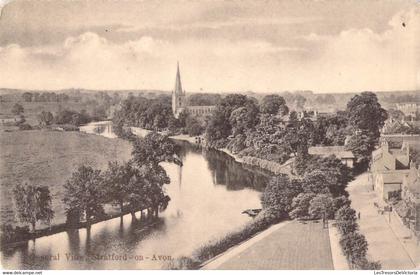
0,0,419,272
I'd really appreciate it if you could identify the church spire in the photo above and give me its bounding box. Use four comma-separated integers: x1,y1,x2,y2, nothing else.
174,61,183,95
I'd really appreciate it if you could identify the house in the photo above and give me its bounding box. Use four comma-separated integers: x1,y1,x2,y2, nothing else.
369,140,411,200
396,102,419,118
374,170,410,200
371,140,410,171
308,146,355,168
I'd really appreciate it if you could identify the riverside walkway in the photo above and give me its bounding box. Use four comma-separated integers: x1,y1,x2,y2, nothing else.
202,220,335,270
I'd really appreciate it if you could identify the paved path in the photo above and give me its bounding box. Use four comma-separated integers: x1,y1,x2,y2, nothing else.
202,220,334,270
347,173,419,269
328,222,350,270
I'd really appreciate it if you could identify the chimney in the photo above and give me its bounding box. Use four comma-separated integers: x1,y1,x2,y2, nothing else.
381,139,389,151
401,141,410,155
410,160,416,169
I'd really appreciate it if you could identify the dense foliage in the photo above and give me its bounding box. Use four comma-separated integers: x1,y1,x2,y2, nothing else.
113,95,174,131
61,132,180,228
187,93,221,106
53,109,93,126
206,93,355,165
345,92,387,171
12,183,54,232
63,165,106,227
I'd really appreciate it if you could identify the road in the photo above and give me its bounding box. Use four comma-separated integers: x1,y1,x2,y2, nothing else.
347,173,419,269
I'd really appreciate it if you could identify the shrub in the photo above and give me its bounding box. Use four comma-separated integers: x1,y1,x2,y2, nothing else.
332,195,351,213
339,231,368,266
354,258,382,270
193,208,285,264
335,205,358,235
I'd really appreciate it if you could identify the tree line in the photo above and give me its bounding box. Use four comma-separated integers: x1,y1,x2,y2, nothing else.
112,92,387,173
205,92,386,172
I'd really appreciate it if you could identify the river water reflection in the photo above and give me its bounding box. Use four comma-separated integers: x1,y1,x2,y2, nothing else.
1,124,269,269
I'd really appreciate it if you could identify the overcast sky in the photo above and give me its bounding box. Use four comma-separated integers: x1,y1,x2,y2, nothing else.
0,0,419,93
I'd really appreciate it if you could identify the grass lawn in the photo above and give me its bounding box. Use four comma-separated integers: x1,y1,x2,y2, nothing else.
215,220,334,269
0,130,132,227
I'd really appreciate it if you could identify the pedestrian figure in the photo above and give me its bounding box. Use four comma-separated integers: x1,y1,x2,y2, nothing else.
358,212,361,220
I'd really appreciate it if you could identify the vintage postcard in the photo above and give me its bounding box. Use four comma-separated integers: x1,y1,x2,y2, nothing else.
0,0,419,272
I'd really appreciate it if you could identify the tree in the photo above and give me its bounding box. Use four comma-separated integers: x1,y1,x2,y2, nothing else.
304,155,353,196
11,103,24,115
130,132,180,219
137,164,171,218
91,105,107,120
301,170,330,194
22,92,33,102
132,132,182,167
289,192,316,219
38,111,54,126
205,94,255,147
346,92,387,139
260,94,289,115
63,165,105,228
187,93,221,106
283,118,314,156
345,130,376,171
261,175,303,215
13,183,54,232
186,116,204,136
104,161,135,215
308,193,334,219
229,101,260,136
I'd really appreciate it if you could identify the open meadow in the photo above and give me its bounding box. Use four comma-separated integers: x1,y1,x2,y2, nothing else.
0,130,132,226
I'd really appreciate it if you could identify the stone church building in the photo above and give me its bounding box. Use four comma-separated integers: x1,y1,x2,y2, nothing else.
172,63,216,118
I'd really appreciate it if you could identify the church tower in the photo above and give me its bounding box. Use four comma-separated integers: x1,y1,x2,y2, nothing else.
172,62,186,117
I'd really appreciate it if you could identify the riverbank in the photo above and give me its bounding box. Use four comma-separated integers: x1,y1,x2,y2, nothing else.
169,135,295,177
125,127,293,178
1,207,160,250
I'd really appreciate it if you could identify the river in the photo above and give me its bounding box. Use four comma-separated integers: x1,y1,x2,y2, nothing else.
1,122,269,269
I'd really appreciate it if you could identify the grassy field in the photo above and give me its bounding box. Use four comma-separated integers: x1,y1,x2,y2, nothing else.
0,130,132,226
214,220,334,269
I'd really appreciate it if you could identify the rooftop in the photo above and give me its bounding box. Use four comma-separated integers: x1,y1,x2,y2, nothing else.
380,170,410,184
308,146,354,159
